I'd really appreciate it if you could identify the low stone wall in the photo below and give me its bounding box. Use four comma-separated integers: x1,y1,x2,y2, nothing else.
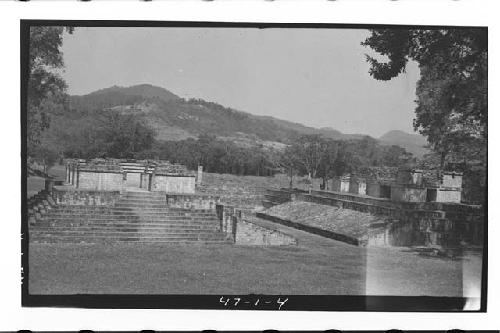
152,174,196,194
166,193,220,210
236,219,298,246
216,204,238,241
52,188,120,206
27,189,56,225
216,204,298,245
77,171,124,191
391,185,427,202
125,172,141,188
436,189,462,203
256,212,361,246
301,189,482,223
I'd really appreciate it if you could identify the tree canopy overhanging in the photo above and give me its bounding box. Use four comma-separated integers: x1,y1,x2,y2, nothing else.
362,28,487,166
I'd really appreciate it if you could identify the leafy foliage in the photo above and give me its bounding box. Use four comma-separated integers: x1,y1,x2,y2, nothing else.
281,134,414,187
362,28,487,167
27,26,74,147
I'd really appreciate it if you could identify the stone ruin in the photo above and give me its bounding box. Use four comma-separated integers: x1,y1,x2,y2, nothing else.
64,158,197,193
331,167,464,203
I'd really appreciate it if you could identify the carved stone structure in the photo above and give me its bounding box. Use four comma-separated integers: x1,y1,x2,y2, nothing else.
330,167,464,203
65,159,196,193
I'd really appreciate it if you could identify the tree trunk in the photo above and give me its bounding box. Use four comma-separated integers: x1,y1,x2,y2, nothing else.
440,151,446,169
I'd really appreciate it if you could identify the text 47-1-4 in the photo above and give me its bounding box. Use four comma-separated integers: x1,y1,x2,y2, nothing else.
219,296,288,310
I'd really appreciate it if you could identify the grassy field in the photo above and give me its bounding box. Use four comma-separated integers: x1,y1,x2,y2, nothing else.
28,220,480,296
27,169,482,297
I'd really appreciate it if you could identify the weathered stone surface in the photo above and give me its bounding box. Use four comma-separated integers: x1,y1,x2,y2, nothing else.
152,174,195,193
263,201,386,245
78,171,124,191
52,189,120,206
235,219,297,246
166,193,219,210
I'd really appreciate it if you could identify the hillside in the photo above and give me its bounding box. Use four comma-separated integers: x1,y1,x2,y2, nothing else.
379,130,430,157
69,84,425,155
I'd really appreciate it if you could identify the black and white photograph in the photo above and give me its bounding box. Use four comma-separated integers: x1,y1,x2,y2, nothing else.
22,21,487,311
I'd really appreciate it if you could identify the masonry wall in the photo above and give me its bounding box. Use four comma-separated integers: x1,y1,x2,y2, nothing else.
140,173,150,190
152,175,196,193
366,182,381,197
52,188,120,206
442,174,463,189
397,170,424,186
166,194,219,210
77,171,124,191
235,219,297,246
125,172,141,188
436,189,462,203
390,185,427,202
349,180,367,195
331,178,350,192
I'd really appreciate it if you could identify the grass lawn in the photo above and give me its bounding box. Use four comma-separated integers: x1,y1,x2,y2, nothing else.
28,223,480,296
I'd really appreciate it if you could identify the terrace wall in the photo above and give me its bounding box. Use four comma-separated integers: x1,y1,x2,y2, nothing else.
77,171,124,191
152,174,195,193
165,193,220,210
52,188,120,206
436,189,462,203
390,185,427,202
235,219,298,246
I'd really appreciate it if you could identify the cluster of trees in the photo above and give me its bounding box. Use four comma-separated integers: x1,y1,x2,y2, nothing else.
137,135,279,176
27,27,486,205
362,28,487,169
281,135,413,188
362,28,487,203
33,109,155,165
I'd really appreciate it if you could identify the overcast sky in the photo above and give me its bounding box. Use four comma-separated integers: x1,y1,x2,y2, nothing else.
61,27,420,137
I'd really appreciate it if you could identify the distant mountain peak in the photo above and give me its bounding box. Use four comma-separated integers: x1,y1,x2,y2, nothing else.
379,130,429,157
86,84,180,103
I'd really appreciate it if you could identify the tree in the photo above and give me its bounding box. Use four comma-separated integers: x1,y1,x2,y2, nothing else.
28,26,74,148
317,140,339,190
288,135,329,178
362,28,487,165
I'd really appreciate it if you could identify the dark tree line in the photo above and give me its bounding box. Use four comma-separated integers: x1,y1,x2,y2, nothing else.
137,134,279,176
281,135,413,188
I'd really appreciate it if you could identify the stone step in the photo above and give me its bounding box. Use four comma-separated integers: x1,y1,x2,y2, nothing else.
38,216,220,224
30,232,227,240
30,229,223,237
31,225,221,232
49,208,215,215
113,204,172,209
30,236,232,244
43,213,218,220
122,192,165,197
117,199,167,204
34,221,221,228
49,209,217,216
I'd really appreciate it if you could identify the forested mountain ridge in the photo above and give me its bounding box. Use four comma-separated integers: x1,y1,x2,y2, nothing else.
68,84,427,156
379,130,429,157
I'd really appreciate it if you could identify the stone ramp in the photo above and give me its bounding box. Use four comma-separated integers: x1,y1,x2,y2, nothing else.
30,190,230,244
258,201,389,246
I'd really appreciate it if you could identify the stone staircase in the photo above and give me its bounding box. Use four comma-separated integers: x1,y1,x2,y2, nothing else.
29,190,230,244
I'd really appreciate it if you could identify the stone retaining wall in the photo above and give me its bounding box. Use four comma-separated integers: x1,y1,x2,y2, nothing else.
52,188,120,206
216,204,298,245
256,212,361,246
152,174,196,193
77,171,124,191
291,189,483,224
235,219,298,246
166,193,220,210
